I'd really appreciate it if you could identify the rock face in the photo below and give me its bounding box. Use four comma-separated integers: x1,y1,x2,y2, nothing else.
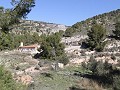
12,20,69,35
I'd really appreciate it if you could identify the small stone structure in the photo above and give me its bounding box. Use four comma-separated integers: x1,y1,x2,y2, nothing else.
18,42,40,54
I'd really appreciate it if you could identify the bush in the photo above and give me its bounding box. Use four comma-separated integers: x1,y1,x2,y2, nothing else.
0,66,25,90
113,75,120,90
39,33,65,60
87,24,106,52
82,58,120,89
57,54,69,65
113,22,120,39
64,28,76,37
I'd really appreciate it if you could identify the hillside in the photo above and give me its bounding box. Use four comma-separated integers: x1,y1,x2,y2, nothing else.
67,9,120,35
11,20,69,35
11,9,120,36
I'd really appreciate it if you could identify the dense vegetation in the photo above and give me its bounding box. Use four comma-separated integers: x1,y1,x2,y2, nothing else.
38,32,69,64
113,21,120,38
0,1,120,90
81,55,120,90
87,24,106,52
65,9,120,36
0,0,35,33
0,0,35,50
0,66,26,90
0,31,41,51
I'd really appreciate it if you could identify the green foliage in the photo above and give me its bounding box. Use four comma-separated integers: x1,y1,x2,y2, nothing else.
0,31,41,51
11,0,35,18
0,0,35,50
87,24,106,51
39,33,65,60
69,9,120,36
56,54,69,65
113,22,120,38
0,0,35,32
0,32,14,50
82,58,120,89
87,56,98,74
0,66,26,90
58,30,64,37
113,75,120,90
64,28,76,37
85,57,113,76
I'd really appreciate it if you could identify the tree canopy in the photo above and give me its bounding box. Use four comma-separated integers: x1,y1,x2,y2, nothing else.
87,24,106,52
0,0,35,32
39,33,65,59
113,22,120,38
0,66,26,90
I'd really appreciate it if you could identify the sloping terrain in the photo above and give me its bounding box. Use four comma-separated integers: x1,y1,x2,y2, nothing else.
68,9,120,35
12,20,69,35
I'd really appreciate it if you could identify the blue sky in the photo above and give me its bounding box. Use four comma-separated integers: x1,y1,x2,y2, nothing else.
0,0,120,26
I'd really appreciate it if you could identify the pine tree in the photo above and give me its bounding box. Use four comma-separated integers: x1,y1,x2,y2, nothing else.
87,24,106,51
113,22,120,38
0,0,35,33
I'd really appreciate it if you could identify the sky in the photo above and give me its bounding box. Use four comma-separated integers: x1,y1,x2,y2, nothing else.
0,0,120,26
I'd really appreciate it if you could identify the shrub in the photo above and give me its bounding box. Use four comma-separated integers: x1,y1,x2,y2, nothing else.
113,22,120,39
82,58,120,89
113,75,120,90
87,24,106,52
64,28,75,37
39,33,65,60
0,66,25,90
57,54,69,65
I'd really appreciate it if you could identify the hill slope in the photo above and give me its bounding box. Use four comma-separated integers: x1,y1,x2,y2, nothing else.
68,9,120,35
12,20,69,35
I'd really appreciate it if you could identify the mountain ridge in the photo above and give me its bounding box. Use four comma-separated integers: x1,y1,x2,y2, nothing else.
67,9,120,36
11,9,120,36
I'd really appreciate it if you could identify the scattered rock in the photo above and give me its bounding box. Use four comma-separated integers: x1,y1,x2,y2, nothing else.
16,71,24,75
16,75,33,85
58,63,64,68
25,66,39,74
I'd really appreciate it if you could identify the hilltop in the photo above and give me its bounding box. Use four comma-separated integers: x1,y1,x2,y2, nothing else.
66,9,120,36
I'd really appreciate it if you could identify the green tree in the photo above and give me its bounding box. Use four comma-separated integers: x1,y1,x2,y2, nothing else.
0,66,26,90
0,0,35,33
39,33,65,60
32,32,41,44
0,32,14,50
113,22,120,38
64,28,75,37
82,59,120,89
87,24,106,51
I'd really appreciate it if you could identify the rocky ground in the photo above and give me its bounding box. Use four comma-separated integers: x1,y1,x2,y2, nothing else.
0,36,120,90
